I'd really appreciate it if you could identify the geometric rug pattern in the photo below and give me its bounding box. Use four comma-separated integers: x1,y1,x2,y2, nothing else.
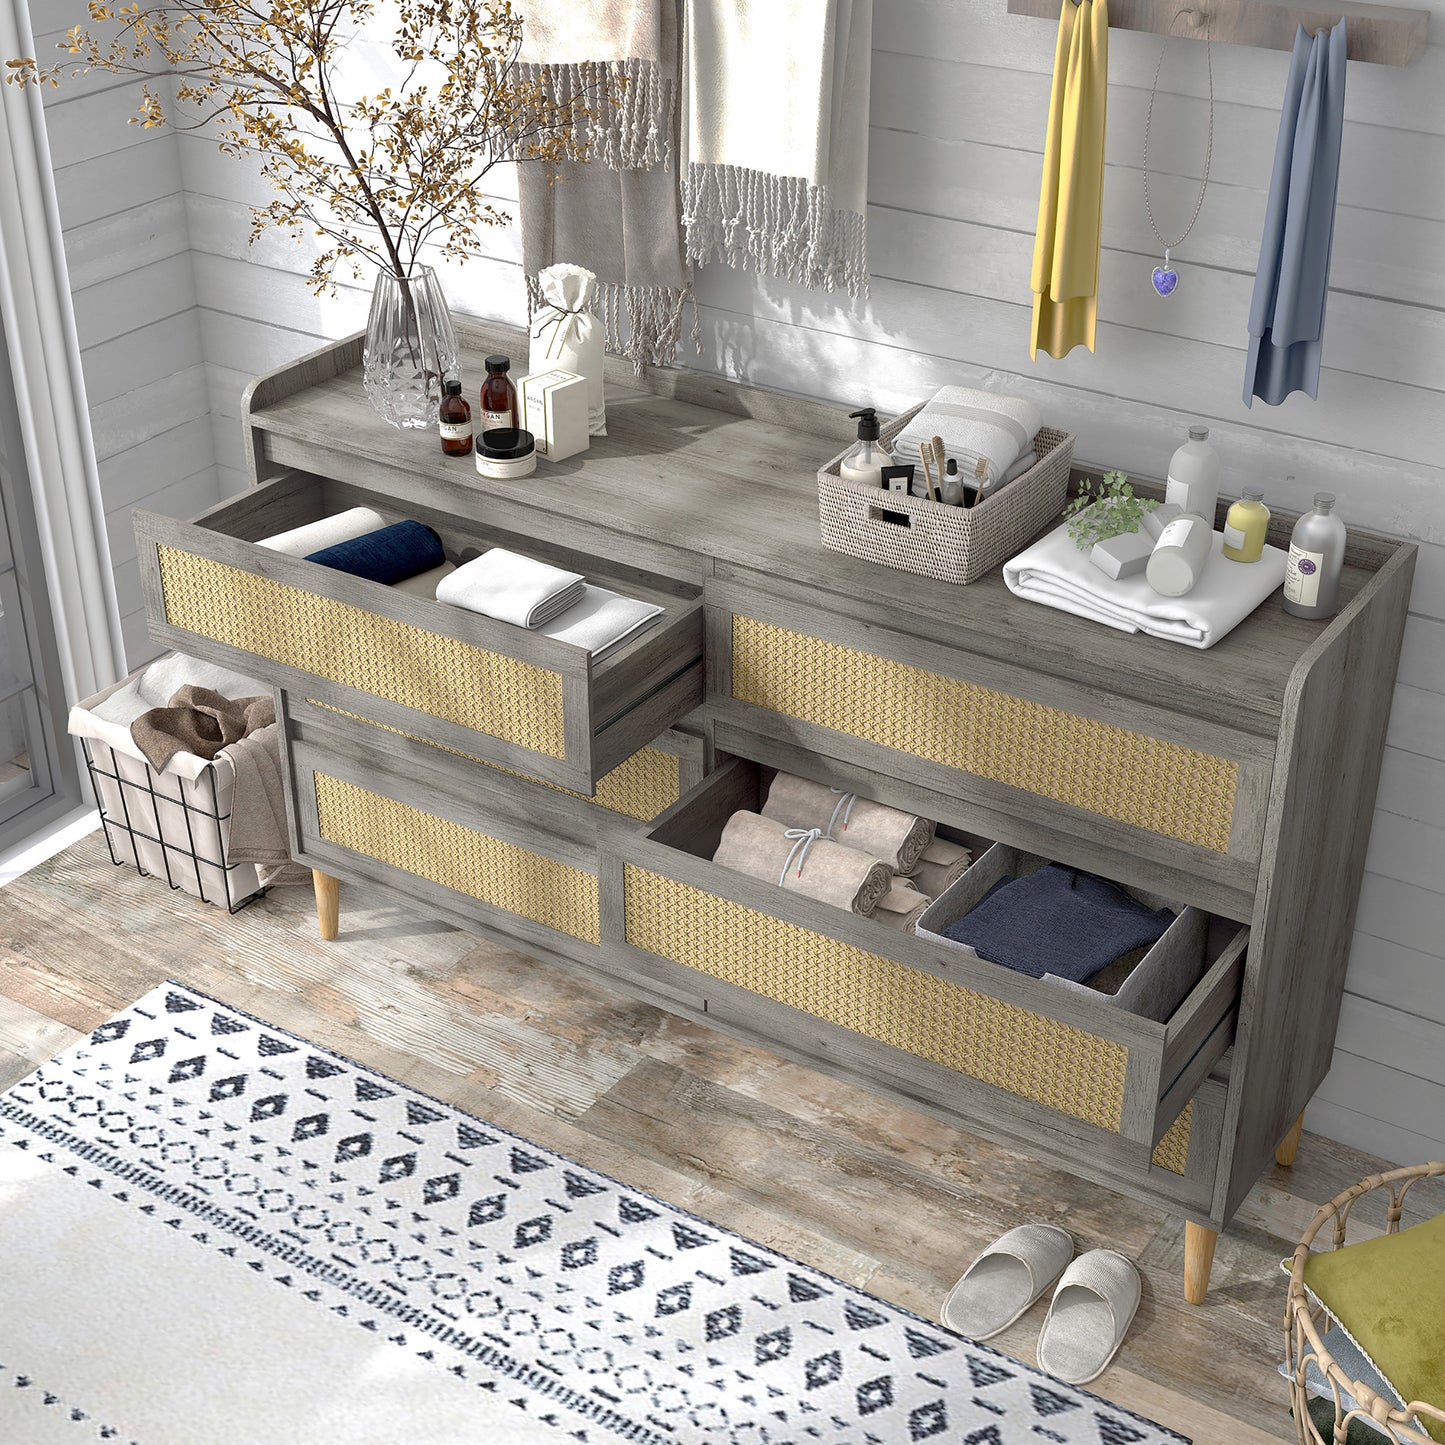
0,983,1189,1444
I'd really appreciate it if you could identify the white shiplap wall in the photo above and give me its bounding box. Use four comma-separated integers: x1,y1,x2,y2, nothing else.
36,5,220,669
125,0,1445,1161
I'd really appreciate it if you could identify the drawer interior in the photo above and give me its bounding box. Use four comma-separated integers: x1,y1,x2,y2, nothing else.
616,755,1248,1151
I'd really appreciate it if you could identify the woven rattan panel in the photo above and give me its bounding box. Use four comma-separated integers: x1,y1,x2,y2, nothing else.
158,546,566,758
623,865,1129,1131
313,773,600,943
1151,1101,1193,1176
730,615,1238,854
305,699,681,822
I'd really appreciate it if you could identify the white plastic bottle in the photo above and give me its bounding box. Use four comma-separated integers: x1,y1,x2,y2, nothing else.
1147,513,1214,597
839,407,892,488
1282,493,1346,619
1165,424,1221,525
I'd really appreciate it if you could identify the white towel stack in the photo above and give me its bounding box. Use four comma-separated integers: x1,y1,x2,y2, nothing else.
539,584,663,660
437,548,586,629
895,387,1042,489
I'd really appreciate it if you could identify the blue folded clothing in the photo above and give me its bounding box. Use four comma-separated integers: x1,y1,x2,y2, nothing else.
941,864,1175,982
305,520,445,585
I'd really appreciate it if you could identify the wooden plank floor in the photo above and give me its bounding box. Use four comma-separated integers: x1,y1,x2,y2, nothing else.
2,835,1440,1443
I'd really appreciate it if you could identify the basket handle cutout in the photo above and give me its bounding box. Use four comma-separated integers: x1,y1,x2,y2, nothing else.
867,506,912,528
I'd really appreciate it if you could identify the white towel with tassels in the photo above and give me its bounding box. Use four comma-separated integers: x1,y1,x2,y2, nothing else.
681,0,873,297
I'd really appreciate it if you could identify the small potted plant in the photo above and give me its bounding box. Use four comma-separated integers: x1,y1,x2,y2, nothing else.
8,2,609,428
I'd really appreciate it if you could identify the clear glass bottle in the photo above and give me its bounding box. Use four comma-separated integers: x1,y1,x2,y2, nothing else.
479,355,519,433
438,378,473,457
1222,486,1269,563
839,407,891,488
1282,493,1346,619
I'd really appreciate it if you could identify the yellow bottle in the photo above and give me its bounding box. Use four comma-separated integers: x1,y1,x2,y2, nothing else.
1223,486,1270,563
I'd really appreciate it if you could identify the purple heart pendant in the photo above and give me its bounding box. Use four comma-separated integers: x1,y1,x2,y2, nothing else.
1152,264,1179,297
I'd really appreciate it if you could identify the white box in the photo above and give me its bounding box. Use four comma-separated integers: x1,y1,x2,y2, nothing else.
518,369,590,463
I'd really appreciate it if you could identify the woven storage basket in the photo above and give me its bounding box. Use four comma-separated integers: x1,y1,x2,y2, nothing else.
818,403,1073,584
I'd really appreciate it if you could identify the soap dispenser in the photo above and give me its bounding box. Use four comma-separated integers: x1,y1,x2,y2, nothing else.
840,408,891,488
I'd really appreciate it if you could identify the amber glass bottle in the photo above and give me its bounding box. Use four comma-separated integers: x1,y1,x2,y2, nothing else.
479,355,519,433
438,379,473,456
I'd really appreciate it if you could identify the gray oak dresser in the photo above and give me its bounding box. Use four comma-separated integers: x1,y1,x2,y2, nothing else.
135,316,1415,1303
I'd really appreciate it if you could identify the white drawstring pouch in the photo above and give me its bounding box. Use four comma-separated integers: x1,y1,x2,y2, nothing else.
530,263,607,435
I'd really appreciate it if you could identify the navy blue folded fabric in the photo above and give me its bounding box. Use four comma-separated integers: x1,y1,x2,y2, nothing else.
941,864,1175,982
305,520,445,585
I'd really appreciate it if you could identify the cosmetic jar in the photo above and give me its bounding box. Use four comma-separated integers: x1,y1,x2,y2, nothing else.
475,427,537,480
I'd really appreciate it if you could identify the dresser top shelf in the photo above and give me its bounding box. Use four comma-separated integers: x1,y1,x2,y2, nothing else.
246,319,1405,735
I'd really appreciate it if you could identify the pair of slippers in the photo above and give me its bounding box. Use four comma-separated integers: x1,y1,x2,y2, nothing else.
939,1224,1141,1384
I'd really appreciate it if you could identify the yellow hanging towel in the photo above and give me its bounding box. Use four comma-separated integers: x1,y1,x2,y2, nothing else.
1031,0,1109,360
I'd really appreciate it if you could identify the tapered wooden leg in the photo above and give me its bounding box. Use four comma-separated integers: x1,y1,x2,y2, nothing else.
1184,1221,1218,1304
1276,1112,1305,1167
313,870,340,941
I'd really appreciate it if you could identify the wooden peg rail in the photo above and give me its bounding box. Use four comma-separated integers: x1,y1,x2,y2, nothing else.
1005,0,1429,66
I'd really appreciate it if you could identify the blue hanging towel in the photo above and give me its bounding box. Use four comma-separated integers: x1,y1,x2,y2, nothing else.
1243,20,1347,408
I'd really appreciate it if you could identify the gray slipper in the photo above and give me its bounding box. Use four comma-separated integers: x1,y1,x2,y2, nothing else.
1036,1249,1141,1384
940,1224,1074,1341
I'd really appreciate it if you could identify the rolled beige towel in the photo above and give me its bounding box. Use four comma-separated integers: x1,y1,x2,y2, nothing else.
873,881,931,934
713,810,893,915
761,772,935,874
906,838,973,897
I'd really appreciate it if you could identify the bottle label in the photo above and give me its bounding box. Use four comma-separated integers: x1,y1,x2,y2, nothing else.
1164,474,1188,512
1222,522,1246,549
481,409,511,432
439,421,472,442
1284,545,1324,606
1157,517,1199,550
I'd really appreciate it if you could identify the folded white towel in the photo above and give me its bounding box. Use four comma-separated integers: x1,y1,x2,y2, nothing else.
539,584,665,659
389,562,456,601
1004,524,1288,650
896,387,1042,489
435,547,586,629
256,506,386,556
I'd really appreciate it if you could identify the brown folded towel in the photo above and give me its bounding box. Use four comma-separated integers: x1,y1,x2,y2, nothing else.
221,724,311,887
131,685,275,771
761,772,935,874
873,881,931,934
905,838,973,897
713,810,893,915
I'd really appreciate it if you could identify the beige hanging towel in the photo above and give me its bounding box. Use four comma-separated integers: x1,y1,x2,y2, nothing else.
681,0,872,296
1030,0,1109,360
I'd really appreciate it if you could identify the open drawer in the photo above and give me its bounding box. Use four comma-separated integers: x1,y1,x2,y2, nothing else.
135,471,704,794
601,755,1248,1167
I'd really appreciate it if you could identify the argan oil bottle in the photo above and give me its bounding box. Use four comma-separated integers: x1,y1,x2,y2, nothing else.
438,378,473,457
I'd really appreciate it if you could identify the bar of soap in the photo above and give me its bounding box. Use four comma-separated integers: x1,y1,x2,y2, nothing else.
1141,502,1184,542
1091,529,1154,580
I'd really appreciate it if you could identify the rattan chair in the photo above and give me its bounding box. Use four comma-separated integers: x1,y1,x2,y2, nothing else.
1285,1162,1445,1444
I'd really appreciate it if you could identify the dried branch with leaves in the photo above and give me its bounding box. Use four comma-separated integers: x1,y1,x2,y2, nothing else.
7,1,606,290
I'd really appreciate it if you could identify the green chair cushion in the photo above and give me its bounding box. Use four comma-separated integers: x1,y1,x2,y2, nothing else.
1302,1210,1445,1441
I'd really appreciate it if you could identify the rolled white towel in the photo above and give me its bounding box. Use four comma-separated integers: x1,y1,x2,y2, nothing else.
257,506,386,556
435,547,586,629
895,387,1042,489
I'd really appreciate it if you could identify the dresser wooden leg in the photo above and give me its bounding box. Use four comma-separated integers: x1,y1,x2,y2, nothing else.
313,870,340,941
1184,1222,1217,1304
1276,1112,1305,1167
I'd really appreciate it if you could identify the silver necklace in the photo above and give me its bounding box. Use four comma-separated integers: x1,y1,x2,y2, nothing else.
1143,12,1214,297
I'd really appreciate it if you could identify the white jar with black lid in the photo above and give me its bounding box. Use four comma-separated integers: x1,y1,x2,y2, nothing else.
475,427,537,481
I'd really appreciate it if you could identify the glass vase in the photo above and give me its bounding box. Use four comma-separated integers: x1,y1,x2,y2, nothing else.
362,265,459,429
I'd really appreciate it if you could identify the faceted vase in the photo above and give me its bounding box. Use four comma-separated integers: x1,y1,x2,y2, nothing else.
362,265,459,429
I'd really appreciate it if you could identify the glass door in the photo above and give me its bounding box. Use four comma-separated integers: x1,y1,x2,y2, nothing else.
0,315,78,849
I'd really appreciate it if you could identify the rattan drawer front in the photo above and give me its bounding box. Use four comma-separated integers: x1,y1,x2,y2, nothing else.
726,613,1240,855
303,698,684,823
312,771,600,944
1152,1101,1193,1176
622,863,1130,1130
158,544,567,756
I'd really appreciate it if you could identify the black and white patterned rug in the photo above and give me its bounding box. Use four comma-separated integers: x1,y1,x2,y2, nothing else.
0,983,1188,1444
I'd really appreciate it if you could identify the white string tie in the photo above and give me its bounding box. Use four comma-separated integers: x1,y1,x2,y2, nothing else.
779,827,824,884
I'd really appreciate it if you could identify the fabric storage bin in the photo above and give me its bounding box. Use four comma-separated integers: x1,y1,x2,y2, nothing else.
134,470,704,795
817,402,1073,585
603,754,1249,1162
69,670,265,912
916,843,1209,1024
